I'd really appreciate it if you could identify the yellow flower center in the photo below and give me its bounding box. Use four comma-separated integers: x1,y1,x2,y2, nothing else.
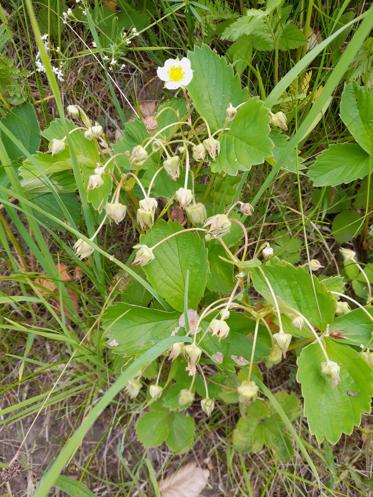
168,65,184,82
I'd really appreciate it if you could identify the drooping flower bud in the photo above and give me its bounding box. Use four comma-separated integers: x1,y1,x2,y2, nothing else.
192,143,206,162
137,197,158,230
175,187,194,208
163,156,180,180
226,102,237,121
231,355,249,366
133,244,155,266
130,145,148,164
87,172,104,191
149,384,163,400
209,319,230,339
321,360,341,388
204,214,231,240
240,202,254,216
84,123,103,140
106,202,127,224
186,202,207,225
49,138,66,155
265,344,283,367
272,332,292,355
270,111,288,131
220,308,230,321
74,238,94,259
309,259,323,271
201,398,215,416
237,380,259,402
179,310,200,334
168,342,184,361
185,343,202,375
108,338,119,347
178,389,194,406
126,378,142,398
203,136,220,160
340,247,357,263
262,244,274,259
336,301,350,315
292,315,305,329
67,104,79,116
212,352,224,364
360,350,373,367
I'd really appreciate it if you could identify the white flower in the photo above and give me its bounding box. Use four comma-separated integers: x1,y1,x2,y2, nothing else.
262,244,274,259
67,104,79,116
163,155,180,180
157,57,193,90
106,202,127,224
149,384,163,400
49,138,66,155
186,202,207,225
272,331,292,355
237,380,259,402
336,301,350,315
74,238,94,259
209,319,230,339
270,111,288,131
321,360,341,388
133,244,155,266
201,398,215,416
204,214,231,240
175,187,194,208
203,136,220,160
192,143,206,162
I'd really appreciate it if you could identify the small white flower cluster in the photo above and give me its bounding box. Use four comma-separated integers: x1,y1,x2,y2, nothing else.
36,34,64,82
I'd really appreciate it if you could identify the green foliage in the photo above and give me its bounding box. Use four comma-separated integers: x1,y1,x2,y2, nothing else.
0,53,28,110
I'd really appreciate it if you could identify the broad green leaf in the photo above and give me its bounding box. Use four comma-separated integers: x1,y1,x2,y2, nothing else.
278,22,306,51
330,307,373,349
222,11,273,48
271,130,303,173
136,409,171,448
297,338,373,444
308,143,371,186
141,221,208,311
0,103,40,159
156,98,187,140
332,210,363,243
227,37,253,76
352,263,373,300
28,192,81,229
166,413,195,453
103,303,179,355
211,98,273,175
112,118,149,170
187,44,247,133
340,83,373,155
207,243,234,293
55,476,96,497
252,257,335,330
319,275,346,293
272,230,302,263
42,118,75,140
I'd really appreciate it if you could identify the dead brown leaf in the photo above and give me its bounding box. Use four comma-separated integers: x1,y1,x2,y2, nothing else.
159,462,209,497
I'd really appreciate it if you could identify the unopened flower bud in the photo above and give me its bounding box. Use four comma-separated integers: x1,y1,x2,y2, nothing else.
149,384,163,400
309,259,323,271
231,355,249,366
137,197,158,230
130,145,148,164
87,173,104,191
49,138,66,155
237,380,259,402
265,344,283,366
106,202,127,224
186,202,207,225
163,156,180,180
204,214,231,240
185,343,202,363
179,310,200,334
209,318,230,339
270,111,288,131
178,389,194,406
240,202,254,216
168,342,184,361
340,247,357,263
175,187,194,208
84,123,103,139
67,104,79,116
74,238,94,259
212,352,224,364
108,338,119,347
220,308,230,321
201,398,215,416
262,244,274,259
126,378,142,398
272,332,292,355
360,350,373,367
133,244,155,266
336,301,350,315
321,360,340,388
292,315,305,329
226,103,237,120
203,136,220,160
192,143,206,162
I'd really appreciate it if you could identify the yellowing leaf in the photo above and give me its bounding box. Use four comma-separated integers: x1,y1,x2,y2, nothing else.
159,463,209,497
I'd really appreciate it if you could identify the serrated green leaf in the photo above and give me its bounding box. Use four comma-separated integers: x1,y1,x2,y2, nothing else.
340,83,373,155
252,257,336,330
297,339,373,444
141,221,208,311
207,243,234,293
136,409,171,448
166,413,195,453
332,210,363,243
103,303,179,355
278,22,306,51
271,130,303,173
187,44,247,133
330,307,373,349
308,143,371,187
211,98,273,175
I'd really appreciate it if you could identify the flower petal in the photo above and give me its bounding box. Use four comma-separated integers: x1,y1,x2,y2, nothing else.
165,80,182,90
157,66,169,81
